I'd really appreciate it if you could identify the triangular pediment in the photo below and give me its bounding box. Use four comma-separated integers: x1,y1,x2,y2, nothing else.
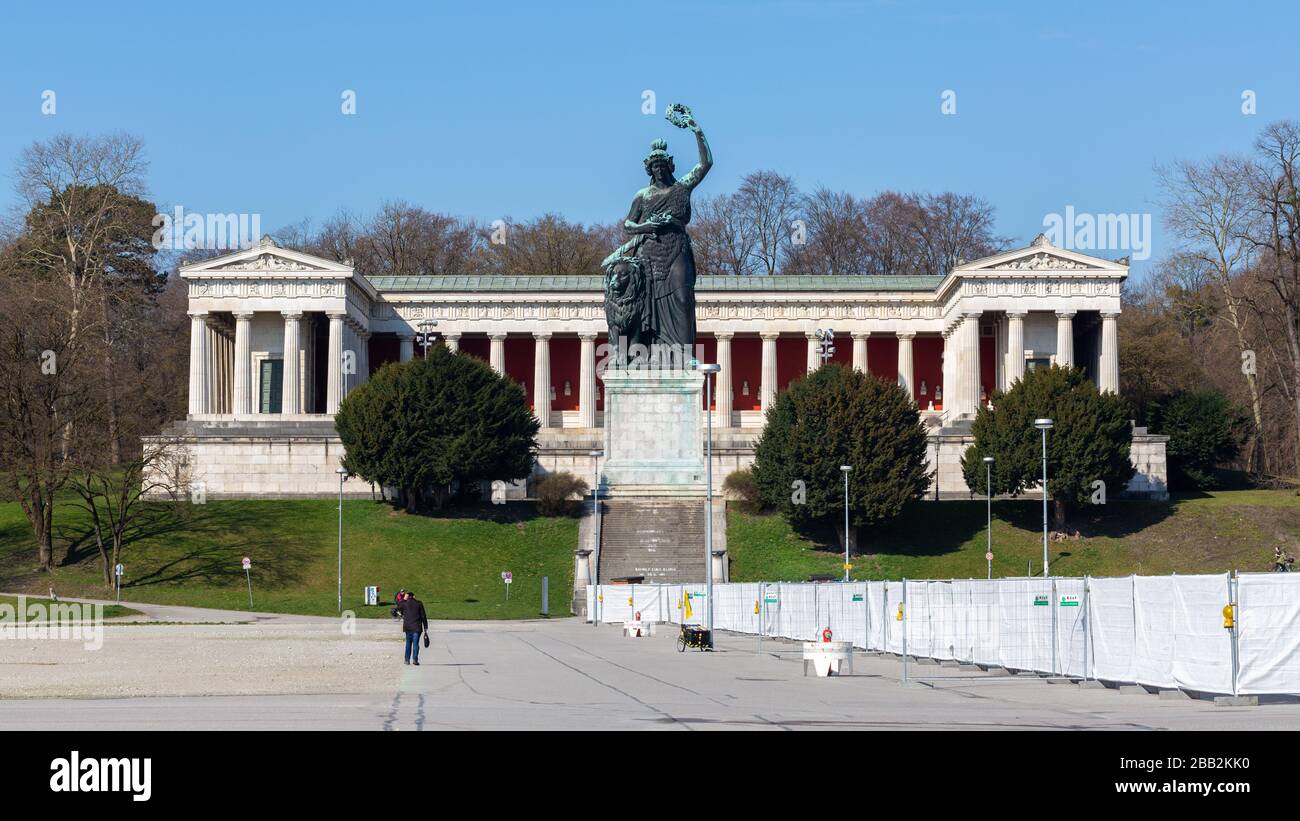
955,234,1127,274
180,236,353,276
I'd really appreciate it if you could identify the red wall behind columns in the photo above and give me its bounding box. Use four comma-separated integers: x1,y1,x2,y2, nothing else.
504,336,534,406
829,335,852,367
913,335,943,409
732,336,761,411
776,336,804,392
549,336,580,411
459,335,489,363
369,334,400,374
980,333,996,405
867,335,898,384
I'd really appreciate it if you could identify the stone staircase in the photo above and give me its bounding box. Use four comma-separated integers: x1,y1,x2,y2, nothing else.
596,499,708,584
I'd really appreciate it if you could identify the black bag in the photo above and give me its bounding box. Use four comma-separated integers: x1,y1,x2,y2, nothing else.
422,631,430,648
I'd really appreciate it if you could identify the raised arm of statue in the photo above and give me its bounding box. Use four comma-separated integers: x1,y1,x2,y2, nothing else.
679,126,712,190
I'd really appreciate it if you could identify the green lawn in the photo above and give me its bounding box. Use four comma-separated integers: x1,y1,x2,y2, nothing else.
3,489,1293,616
0,498,578,619
0,595,141,620
727,490,1300,581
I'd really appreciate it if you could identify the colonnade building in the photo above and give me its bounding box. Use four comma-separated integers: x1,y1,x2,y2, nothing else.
151,233,1167,500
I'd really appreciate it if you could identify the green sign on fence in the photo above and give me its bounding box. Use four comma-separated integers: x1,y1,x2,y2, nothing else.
852,594,864,602
1033,595,1050,607
1060,595,1080,607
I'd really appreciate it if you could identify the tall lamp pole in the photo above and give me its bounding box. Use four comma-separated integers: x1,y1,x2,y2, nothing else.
982,456,994,580
1034,418,1053,577
589,449,602,627
416,319,438,358
840,465,852,581
336,467,348,614
698,362,721,649
815,328,837,365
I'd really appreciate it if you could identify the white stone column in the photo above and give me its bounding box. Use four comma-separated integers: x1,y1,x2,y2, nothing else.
578,333,597,428
1005,311,1026,388
326,313,345,413
281,311,302,414
204,322,217,414
221,328,233,413
715,332,733,426
357,330,370,385
806,332,820,373
896,331,915,401
959,312,982,416
489,333,507,375
852,332,869,373
1056,310,1076,368
302,317,316,413
946,326,956,413
444,333,460,354
398,333,414,363
1099,311,1120,393
533,332,552,428
760,332,779,413
342,324,355,397
210,326,224,414
188,312,209,416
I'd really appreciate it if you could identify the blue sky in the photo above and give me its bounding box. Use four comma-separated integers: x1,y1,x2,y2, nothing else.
1,0,1297,281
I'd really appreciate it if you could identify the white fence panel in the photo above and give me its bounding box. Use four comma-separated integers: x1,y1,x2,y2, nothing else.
997,579,1053,672
969,580,1000,666
884,582,905,654
865,582,887,651
1170,574,1234,694
1088,576,1136,682
585,572,1296,695
1237,573,1300,695
1131,576,1178,689
1055,578,1088,678
929,581,957,661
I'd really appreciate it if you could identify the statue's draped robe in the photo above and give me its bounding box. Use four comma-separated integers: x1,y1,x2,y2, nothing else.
624,181,696,350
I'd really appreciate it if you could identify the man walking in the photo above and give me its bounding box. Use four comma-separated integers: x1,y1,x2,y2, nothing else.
397,590,429,665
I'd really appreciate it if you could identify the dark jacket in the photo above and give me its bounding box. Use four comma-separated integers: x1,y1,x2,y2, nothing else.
398,596,428,633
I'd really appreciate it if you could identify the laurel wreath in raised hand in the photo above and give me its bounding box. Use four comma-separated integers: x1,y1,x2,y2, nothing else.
665,102,695,130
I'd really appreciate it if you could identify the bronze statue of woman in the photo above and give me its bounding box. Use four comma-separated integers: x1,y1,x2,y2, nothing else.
603,104,712,358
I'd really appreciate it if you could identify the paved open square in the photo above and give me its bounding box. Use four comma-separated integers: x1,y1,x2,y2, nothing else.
0,610,1293,731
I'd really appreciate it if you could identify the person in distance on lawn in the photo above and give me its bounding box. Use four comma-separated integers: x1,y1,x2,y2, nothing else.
398,591,429,665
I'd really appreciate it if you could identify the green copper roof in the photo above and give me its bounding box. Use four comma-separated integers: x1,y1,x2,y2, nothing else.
365,274,946,293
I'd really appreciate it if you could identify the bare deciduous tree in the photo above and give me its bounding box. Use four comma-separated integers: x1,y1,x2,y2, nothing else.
735,170,800,276
1244,121,1300,477
1158,155,1266,475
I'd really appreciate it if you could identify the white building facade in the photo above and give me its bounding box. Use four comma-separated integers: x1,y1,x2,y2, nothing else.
150,234,1167,500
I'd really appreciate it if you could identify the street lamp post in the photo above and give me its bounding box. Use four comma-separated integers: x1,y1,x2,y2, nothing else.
416,319,438,358
698,362,721,649
1034,418,1054,577
589,449,602,627
815,328,836,365
336,467,348,614
983,456,994,580
840,465,852,581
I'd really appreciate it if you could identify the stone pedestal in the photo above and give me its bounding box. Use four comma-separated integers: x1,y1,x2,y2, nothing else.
601,368,706,496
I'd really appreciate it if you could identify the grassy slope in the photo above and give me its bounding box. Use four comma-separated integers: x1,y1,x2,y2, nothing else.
728,490,1300,581
0,499,577,619
0,595,141,620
